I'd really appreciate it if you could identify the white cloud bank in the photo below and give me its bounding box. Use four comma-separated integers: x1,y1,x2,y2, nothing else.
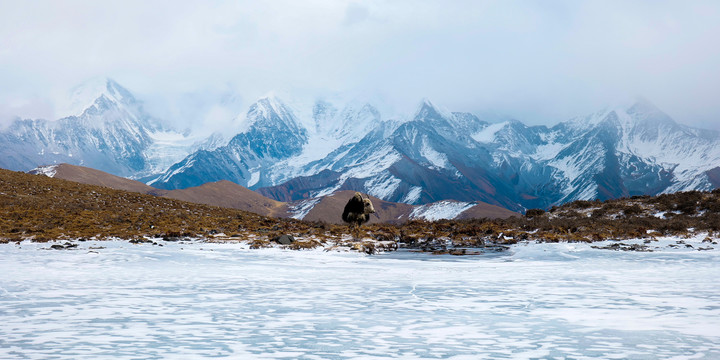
1,0,719,131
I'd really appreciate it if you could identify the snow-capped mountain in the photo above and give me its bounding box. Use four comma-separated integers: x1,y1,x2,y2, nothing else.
152,95,720,211
255,99,524,210
148,95,310,189
4,79,718,212
0,78,199,178
542,99,720,202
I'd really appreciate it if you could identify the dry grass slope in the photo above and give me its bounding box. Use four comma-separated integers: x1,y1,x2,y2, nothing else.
2,167,718,253
0,168,305,242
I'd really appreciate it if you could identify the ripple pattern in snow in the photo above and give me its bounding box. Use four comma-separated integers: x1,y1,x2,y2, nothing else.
1,240,719,359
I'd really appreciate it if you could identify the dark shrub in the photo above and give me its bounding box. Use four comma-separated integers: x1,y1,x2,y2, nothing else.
572,200,593,209
525,208,546,218
622,204,643,216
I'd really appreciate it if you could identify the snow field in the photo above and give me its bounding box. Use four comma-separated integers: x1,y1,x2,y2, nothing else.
1,239,719,359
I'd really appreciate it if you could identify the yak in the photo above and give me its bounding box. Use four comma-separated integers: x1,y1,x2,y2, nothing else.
342,192,376,227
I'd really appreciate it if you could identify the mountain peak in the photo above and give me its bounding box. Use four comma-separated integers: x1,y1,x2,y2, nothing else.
624,96,671,122
244,95,306,136
254,94,291,118
57,77,137,118
413,98,453,122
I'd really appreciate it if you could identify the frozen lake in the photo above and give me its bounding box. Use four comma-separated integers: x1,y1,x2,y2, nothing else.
1,238,719,359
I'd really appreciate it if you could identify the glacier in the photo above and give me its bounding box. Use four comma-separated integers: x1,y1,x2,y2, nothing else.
1,239,718,359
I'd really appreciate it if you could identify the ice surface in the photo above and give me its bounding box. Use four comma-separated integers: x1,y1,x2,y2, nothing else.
410,200,475,221
1,240,719,359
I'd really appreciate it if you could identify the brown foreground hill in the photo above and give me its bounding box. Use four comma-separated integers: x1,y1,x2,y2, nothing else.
30,164,518,222
5,166,719,254
153,180,288,218
0,167,516,253
31,164,289,218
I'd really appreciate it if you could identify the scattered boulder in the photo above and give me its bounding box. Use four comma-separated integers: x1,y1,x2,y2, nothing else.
592,242,653,252
272,234,295,245
49,242,78,250
129,238,153,244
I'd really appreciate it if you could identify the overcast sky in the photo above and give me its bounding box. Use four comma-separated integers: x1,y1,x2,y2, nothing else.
1,0,719,131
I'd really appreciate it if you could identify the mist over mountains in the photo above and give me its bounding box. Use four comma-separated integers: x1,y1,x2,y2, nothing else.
2,78,719,212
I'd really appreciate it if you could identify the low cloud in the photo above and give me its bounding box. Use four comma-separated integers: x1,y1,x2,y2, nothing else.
0,0,718,131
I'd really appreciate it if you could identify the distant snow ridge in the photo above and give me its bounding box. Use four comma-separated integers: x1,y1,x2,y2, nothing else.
409,201,475,221
29,165,58,178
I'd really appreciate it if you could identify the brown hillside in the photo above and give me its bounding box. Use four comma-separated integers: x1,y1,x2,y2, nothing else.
155,180,289,217
0,168,307,241
457,202,518,220
31,164,155,193
32,163,287,217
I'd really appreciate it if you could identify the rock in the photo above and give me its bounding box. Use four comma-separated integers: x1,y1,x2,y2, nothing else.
272,234,295,245
130,239,152,244
591,242,652,252
49,242,77,250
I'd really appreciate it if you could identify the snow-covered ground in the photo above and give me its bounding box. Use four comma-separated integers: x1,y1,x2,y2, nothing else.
1,239,719,359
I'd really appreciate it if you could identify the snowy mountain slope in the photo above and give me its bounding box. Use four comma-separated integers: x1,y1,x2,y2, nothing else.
0,79,197,178
149,96,309,189
6,79,719,212
154,93,720,212
256,101,526,211
542,100,720,204
151,96,393,191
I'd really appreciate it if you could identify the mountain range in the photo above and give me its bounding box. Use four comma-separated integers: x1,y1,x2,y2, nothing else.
3,78,720,214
